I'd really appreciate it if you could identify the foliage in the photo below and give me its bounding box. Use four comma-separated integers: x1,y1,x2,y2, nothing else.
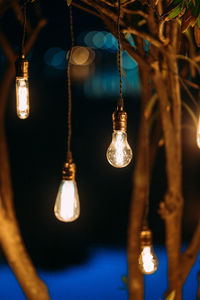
163,0,200,45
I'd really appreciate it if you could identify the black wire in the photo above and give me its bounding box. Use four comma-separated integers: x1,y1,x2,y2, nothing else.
66,5,74,162
117,0,123,109
21,2,27,55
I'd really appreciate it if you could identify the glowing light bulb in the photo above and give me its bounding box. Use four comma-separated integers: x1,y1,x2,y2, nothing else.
106,107,132,168
138,227,158,274
15,55,29,119
16,78,29,119
54,162,80,222
138,246,158,274
107,130,132,168
197,117,200,148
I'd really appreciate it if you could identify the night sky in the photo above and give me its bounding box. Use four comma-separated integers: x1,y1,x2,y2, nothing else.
0,0,199,271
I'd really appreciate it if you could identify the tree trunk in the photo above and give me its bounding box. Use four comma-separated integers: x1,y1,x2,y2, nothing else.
128,63,151,300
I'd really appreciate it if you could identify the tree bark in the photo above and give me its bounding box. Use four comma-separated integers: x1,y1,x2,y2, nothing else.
0,15,50,300
127,62,151,300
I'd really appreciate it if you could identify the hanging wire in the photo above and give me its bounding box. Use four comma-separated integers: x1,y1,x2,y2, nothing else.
21,2,27,55
117,0,124,109
66,5,75,162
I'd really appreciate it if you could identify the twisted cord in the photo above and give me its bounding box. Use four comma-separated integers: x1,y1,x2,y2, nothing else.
66,5,74,162
21,2,27,54
117,0,123,109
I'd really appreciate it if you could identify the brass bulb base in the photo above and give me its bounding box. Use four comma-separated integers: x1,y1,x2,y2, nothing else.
62,161,76,180
15,54,29,79
140,226,152,247
112,106,127,131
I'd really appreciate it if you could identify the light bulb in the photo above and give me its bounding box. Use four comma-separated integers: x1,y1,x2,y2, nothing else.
107,130,132,168
106,107,132,168
138,227,158,274
15,55,29,119
197,117,200,148
54,162,80,222
138,246,158,274
16,78,29,119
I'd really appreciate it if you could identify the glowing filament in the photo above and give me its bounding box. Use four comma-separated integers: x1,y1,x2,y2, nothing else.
106,130,132,168
138,246,158,274
54,180,80,222
16,78,29,119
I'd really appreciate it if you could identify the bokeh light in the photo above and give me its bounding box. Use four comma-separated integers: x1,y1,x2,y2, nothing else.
71,46,95,66
44,47,66,70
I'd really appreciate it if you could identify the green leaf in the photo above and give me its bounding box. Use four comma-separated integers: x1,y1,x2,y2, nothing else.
165,291,176,300
168,4,183,19
196,15,200,27
182,101,198,126
66,0,72,6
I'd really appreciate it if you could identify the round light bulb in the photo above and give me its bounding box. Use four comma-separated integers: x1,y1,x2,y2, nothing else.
16,77,29,119
106,130,132,168
54,179,80,222
138,246,158,274
197,117,200,148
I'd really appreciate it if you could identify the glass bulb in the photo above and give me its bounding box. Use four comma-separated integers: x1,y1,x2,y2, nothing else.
16,78,29,119
138,246,158,274
54,179,80,222
197,117,200,148
106,130,132,168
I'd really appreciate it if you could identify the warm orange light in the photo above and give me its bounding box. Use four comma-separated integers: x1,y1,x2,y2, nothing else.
16,78,29,119
197,117,200,148
54,179,80,222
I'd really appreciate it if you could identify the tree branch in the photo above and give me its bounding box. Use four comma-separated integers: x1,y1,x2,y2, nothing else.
123,27,163,48
181,220,200,283
0,28,16,63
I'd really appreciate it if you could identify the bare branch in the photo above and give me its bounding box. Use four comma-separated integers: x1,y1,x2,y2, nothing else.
123,28,163,48
11,0,33,33
72,2,100,18
0,28,16,63
24,19,47,55
122,8,148,18
181,220,200,283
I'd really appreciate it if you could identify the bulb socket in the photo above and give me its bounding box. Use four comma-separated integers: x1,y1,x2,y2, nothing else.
62,161,76,180
15,55,29,79
140,226,152,247
112,107,127,131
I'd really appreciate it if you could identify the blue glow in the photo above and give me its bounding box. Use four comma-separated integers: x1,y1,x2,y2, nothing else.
84,31,117,51
44,48,67,70
84,31,97,48
122,51,137,70
0,247,198,299
84,69,140,99
92,32,105,48
51,50,66,69
104,33,118,52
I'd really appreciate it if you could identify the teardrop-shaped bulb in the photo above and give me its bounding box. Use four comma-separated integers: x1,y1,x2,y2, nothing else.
54,179,80,222
138,246,158,274
197,117,200,148
106,130,132,168
16,78,29,119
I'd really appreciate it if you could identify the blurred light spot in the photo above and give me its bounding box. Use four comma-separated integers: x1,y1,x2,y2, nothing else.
71,47,95,67
84,31,97,48
144,40,150,52
125,34,135,47
44,47,66,70
84,69,140,99
104,33,118,52
93,32,105,48
122,51,137,70
84,31,117,51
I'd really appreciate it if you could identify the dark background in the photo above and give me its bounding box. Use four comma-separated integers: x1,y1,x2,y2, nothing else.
0,0,199,270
